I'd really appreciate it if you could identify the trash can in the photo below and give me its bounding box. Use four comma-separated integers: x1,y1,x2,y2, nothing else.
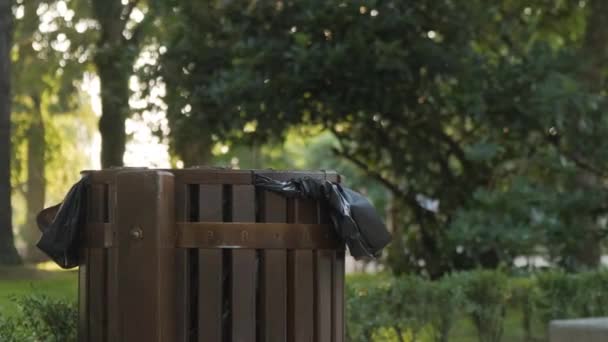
78,168,345,342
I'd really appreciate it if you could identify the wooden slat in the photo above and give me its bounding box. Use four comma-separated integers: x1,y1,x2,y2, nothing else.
168,169,252,185
197,185,223,342
106,183,120,342
78,249,88,342
259,191,287,342
198,249,223,342
84,223,113,248
315,250,333,342
175,180,191,342
288,199,316,342
105,247,119,342
176,222,336,249
88,248,106,342
114,171,176,342
230,185,256,342
87,183,106,342
332,250,345,342
317,171,335,342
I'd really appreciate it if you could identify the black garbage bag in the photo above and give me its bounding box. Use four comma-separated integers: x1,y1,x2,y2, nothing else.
36,175,90,269
254,174,391,259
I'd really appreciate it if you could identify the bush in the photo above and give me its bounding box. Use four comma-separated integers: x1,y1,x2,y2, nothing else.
534,269,608,325
386,275,434,341
577,270,608,317
346,269,608,341
0,294,77,342
428,275,464,342
510,276,538,342
346,273,465,342
534,271,584,325
346,276,392,341
455,270,510,342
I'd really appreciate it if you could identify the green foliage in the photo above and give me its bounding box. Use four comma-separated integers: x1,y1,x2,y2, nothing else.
0,294,77,342
386,276,434,340
534,270,608,325
428,276,464,342
510,277,538,341
346,278,389,341
152,0,608,276
534,271,585,324
455,270,510,342
346,273,464,342
346,269,608,341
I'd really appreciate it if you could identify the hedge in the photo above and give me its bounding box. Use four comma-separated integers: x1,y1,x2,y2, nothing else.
347,269,608,342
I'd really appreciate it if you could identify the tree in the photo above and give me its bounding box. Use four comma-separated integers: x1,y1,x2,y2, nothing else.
0,0,22,265
10,0,94,261
156,0,608,276
90,0,155,168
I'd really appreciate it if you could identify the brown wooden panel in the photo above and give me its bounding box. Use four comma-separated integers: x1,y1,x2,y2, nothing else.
197,184,223,342
288,199,316,342
105,183,119,342
114,171,176,342
259,191,287,342
105,247,119,342
89,183,105,223
198,249,223,342
254,170,325,182
176,222,337,249
86,183,106,342
174,180,191,342
79,181,100,342
84,223,113,248
332,251,345,342
88,248,106,342
317,170,334,342
78,250,88,342
169,169,253,185
315,250,333,342
231,185,256,342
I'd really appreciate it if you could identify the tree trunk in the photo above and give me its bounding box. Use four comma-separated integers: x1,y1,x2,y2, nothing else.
91,0,134,168
179,138,213,167
97,57,129,168
0,0,22,265
22,95,47,262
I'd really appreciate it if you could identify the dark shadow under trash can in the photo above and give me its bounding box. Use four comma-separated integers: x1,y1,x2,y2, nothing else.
78,168,345,342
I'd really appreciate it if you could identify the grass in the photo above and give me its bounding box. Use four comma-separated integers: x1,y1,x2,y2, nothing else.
0,264,77,317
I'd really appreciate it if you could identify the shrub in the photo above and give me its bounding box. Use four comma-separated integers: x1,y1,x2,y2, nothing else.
0,294,77,342
345,269,608,341
510,276,538,342
386,275,434,341
577,270,608,317
455,270,510,342
427,275,464,342
534,271,583,325
346,278,390,341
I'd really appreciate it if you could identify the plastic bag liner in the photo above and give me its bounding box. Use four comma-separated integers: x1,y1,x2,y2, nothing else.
36,175,90,269
254,174,391,259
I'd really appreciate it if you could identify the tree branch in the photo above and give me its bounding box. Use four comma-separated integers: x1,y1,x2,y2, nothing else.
332,148,407,197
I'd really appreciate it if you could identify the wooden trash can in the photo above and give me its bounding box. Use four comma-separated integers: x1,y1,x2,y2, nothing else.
78,168,345,342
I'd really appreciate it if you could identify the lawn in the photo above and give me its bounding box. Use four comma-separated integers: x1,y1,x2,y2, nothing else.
0,264,78,317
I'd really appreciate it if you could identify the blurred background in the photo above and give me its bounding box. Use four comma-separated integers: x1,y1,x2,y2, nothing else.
2,0,608,341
